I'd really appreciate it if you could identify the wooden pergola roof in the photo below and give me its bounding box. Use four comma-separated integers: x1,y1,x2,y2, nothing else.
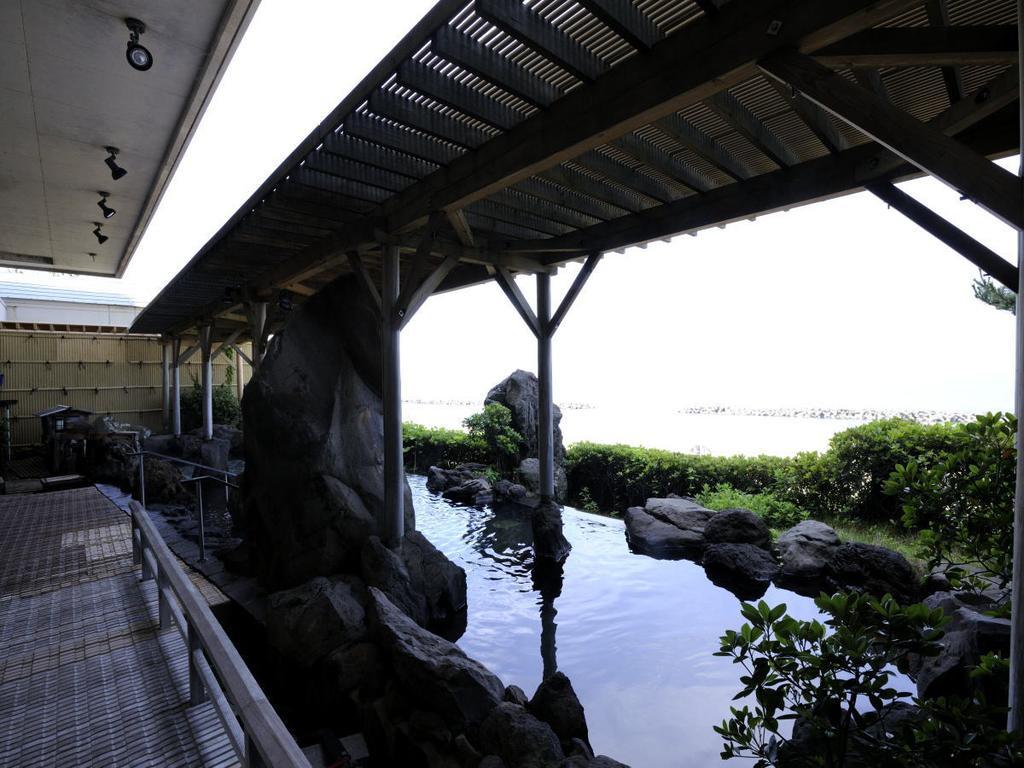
131,0,1021,339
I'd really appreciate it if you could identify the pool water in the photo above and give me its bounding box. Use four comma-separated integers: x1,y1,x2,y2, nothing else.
411,475,827,767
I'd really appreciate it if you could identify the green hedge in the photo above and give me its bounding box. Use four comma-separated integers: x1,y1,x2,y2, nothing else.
403,417,970,526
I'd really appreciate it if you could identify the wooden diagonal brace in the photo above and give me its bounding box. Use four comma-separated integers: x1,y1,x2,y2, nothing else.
346,250,382,316
397,254,461,330
494,267,541,338
211,329,244,360
548,253,602,335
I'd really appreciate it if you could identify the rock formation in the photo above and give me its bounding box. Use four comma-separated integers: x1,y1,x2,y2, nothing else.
486,370,566,467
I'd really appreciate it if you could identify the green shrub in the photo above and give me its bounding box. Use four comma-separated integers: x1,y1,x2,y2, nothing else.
403,422,489,471
716,594,1021,767
886,412,1015,591
564,442,788,512
463,402,523,472
698,483,808,529
181,382,240,430
820,419,960,524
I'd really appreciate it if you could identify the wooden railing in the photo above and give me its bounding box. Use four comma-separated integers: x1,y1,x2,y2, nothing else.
129,500,311,768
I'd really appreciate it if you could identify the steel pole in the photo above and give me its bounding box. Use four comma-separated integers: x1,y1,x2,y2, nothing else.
1008,0,1024,734
382,244,405,549
161,341,171,432
537,272,555,502
199,325,214,441
172,337,182,437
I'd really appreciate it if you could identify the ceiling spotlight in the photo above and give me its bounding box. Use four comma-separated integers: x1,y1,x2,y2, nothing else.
104,146,127,180
97,192,116,219
92,223,108,245
125,18,153,71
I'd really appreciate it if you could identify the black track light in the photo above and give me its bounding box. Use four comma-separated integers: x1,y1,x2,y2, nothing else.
104,146,127,180
125,18,153,71
97,192,115,219
92,223,108,245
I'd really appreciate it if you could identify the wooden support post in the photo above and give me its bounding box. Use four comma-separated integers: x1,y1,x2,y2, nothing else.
1008,0,1024,735
235,352,244,402
161,341,171,432
247,302,269,377
171,337,183,437
381,245,405,549
199,325,214,442
537,272,554,502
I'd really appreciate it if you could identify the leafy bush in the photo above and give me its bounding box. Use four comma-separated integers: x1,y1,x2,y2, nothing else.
715,594,1021,767
181,383,241,431
818,419,960,524
885,412,1016,591
463,402,523,471
564,442,788,512
698,483,808,529
403,422,489,471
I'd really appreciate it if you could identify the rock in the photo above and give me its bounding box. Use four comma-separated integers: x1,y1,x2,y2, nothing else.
443,478,494,506
401,530,469,635
368,588,504,731
532,501,572,562
916,593,1011,700
479,703,565,768
623,507,704,560
560,758,629,768
703,543,780,600
775,520,840,592
486,370,566,466
142,433,178,457
242,275,417,589
85,434,138,489
644,497,715,532
517,458,568,503
505,686,530,707
266,576,367,666
528,672,589,753
326,641,385,697
427,464,488,493
199,436,231,471
566,738,593,759
136,457,190,504
703,509,771,550
494,479,529,503
825,543,919,603
455,734,483,765
211,424,243,456
479,758,507,768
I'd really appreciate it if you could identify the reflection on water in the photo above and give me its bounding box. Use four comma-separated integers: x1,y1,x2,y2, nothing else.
412,474,825,768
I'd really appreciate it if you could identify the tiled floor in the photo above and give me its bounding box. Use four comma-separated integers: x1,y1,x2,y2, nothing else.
0,487,239,767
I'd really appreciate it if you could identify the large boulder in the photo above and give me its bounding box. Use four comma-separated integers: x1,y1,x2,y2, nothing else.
624,507,704,560
528,673,590,753
645,497,715,532
266,576,367,666
135,456,190,505
368,588,504,732
703,509,771,550
825,543,919,603
533,501,572,562
518,458,568,503
703,543,779,600
443,477,494,506
242,275,416,589
486,370,565,466
479,703,565,768
775,520,840,589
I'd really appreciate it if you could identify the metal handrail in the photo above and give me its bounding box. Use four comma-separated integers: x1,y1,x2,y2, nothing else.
129,500,311,768
181,474,240,562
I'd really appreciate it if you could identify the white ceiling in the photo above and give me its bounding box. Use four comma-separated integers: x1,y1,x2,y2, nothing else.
0,0,253,276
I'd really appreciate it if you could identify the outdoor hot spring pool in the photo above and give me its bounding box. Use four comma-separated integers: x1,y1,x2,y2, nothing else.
411,474,830,768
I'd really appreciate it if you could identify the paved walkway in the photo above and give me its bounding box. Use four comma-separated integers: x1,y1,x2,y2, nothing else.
0,487,239,767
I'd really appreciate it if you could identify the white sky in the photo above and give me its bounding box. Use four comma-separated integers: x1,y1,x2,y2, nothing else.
2,0,1019,415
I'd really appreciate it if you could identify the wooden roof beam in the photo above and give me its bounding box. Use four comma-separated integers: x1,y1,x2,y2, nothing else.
576,0,662,51
367,90,493,149
396,60,528,130
431,26,562,108
924,1,964,104
342,112,463,165
539,164,651,214
576,150,682,204
767,79,850,154
475,0,607,83
321,132,438,179
706,90,800,168
867,181,1016,290
379,0,915,233
614,133,715,192
812,25,1017,69
758,50,1024,230
653,113,756,180
514,176,627,221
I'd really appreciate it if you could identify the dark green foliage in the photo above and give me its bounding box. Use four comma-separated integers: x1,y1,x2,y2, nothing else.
463,402,523,471
402,422,490,471
181,383,241,431
698,483,808,529
715,594,1022,767
885,412,1016,591
814,419,961,524
563,442,787,511
973,271,1016,315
